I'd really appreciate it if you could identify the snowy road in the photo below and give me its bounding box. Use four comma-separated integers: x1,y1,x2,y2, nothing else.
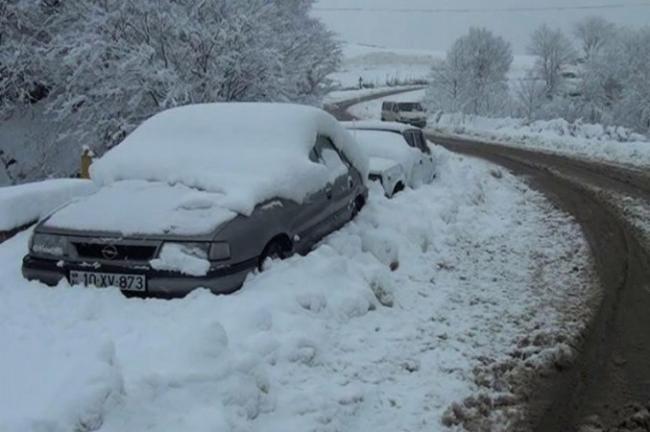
335,89,650,430
426,134,650,432
0,143,594,431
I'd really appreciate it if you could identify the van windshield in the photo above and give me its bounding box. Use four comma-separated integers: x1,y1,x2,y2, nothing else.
398,103,424,112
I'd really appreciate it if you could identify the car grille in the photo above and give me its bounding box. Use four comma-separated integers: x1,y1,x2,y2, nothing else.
73,243,157,261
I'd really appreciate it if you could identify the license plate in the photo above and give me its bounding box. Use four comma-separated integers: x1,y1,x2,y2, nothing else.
69,271,146,292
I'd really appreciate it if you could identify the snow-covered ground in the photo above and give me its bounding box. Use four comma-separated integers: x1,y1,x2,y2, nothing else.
0,105,90,187
0,179,96,232
429,114,650,169
0,147,595,431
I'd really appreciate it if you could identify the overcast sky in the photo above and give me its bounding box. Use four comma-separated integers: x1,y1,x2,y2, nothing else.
313,0,650,53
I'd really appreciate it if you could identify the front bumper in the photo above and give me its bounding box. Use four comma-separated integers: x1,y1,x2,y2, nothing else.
22,255,257,298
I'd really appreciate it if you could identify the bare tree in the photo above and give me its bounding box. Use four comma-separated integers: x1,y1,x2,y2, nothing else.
528,25,576,98
574,16,616,60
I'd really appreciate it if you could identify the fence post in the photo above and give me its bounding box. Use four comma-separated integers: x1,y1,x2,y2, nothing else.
80,146,94,179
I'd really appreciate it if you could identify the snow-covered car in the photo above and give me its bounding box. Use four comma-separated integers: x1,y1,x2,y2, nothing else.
381,101,427,128
22,103,368,298
344,121,436,196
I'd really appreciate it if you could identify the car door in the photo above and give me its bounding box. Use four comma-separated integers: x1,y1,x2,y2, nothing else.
291,137,352,249
314,136,354,232
412,130,436,182
402,130,429,187
289,144,333,249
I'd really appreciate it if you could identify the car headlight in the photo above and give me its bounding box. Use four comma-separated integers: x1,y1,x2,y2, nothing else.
157,242,231,262
209,242,231,261
30,233,68,258
158,242,209,259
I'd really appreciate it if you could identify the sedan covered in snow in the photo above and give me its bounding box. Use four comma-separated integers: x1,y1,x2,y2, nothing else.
22,103,368,297
344,121,436,197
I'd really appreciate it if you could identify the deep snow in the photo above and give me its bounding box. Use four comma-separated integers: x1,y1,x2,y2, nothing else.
0,179,97,232
428,114,650,169
0,146,595,431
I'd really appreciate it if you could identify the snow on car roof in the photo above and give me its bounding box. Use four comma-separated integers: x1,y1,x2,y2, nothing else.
342,120,418,133
91,103,367,216
348,129,419,174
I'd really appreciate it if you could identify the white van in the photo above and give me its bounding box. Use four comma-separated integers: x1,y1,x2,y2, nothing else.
381,101,427,128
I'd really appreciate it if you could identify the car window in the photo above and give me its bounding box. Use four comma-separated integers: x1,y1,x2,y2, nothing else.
315,136,349,173
405,131,431,154
398,103,424,112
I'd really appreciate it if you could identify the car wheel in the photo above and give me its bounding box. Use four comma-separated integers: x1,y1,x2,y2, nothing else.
258,237,291,271
392,182,405,197
351,195,366,219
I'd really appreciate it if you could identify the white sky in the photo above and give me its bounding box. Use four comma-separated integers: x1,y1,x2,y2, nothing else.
313,0,650,53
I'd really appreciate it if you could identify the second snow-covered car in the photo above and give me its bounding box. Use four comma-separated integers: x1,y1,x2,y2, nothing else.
22,103,368,298
344,121,436,197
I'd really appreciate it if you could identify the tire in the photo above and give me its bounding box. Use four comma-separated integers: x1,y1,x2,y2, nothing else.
258,238,291,271
392,182,405,197
351,195,366,219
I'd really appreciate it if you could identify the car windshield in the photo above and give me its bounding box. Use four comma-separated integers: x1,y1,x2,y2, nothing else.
398,103,424,112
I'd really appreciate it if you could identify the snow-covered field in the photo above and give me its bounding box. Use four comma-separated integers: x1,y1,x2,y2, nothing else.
0,147,595,431
329,44,440,89
329,43,534,90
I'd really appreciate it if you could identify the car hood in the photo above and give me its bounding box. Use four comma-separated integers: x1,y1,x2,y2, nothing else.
368,157,401,175
43,180,237,237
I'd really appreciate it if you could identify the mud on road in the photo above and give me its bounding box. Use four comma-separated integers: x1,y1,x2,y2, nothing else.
427,135,650,432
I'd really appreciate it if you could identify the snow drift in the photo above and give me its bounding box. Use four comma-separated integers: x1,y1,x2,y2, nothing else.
429,113,650,168
0,179,97,233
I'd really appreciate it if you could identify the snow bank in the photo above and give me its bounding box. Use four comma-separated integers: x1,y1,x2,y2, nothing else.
91,103,368,216
0,179,97,232
430,113,650,168
0,148,594,431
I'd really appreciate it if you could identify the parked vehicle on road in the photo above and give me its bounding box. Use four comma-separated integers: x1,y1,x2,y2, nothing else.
22,103,368,298
344,120,436,197
381,101,427,128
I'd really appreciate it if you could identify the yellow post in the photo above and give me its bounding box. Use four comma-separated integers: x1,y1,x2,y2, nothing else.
80,146,94,179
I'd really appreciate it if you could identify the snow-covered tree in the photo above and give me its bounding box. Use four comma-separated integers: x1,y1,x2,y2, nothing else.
573,16,616,60
2,0,341,156
427,27,512,116
512,71,546,121
528,25,576,98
